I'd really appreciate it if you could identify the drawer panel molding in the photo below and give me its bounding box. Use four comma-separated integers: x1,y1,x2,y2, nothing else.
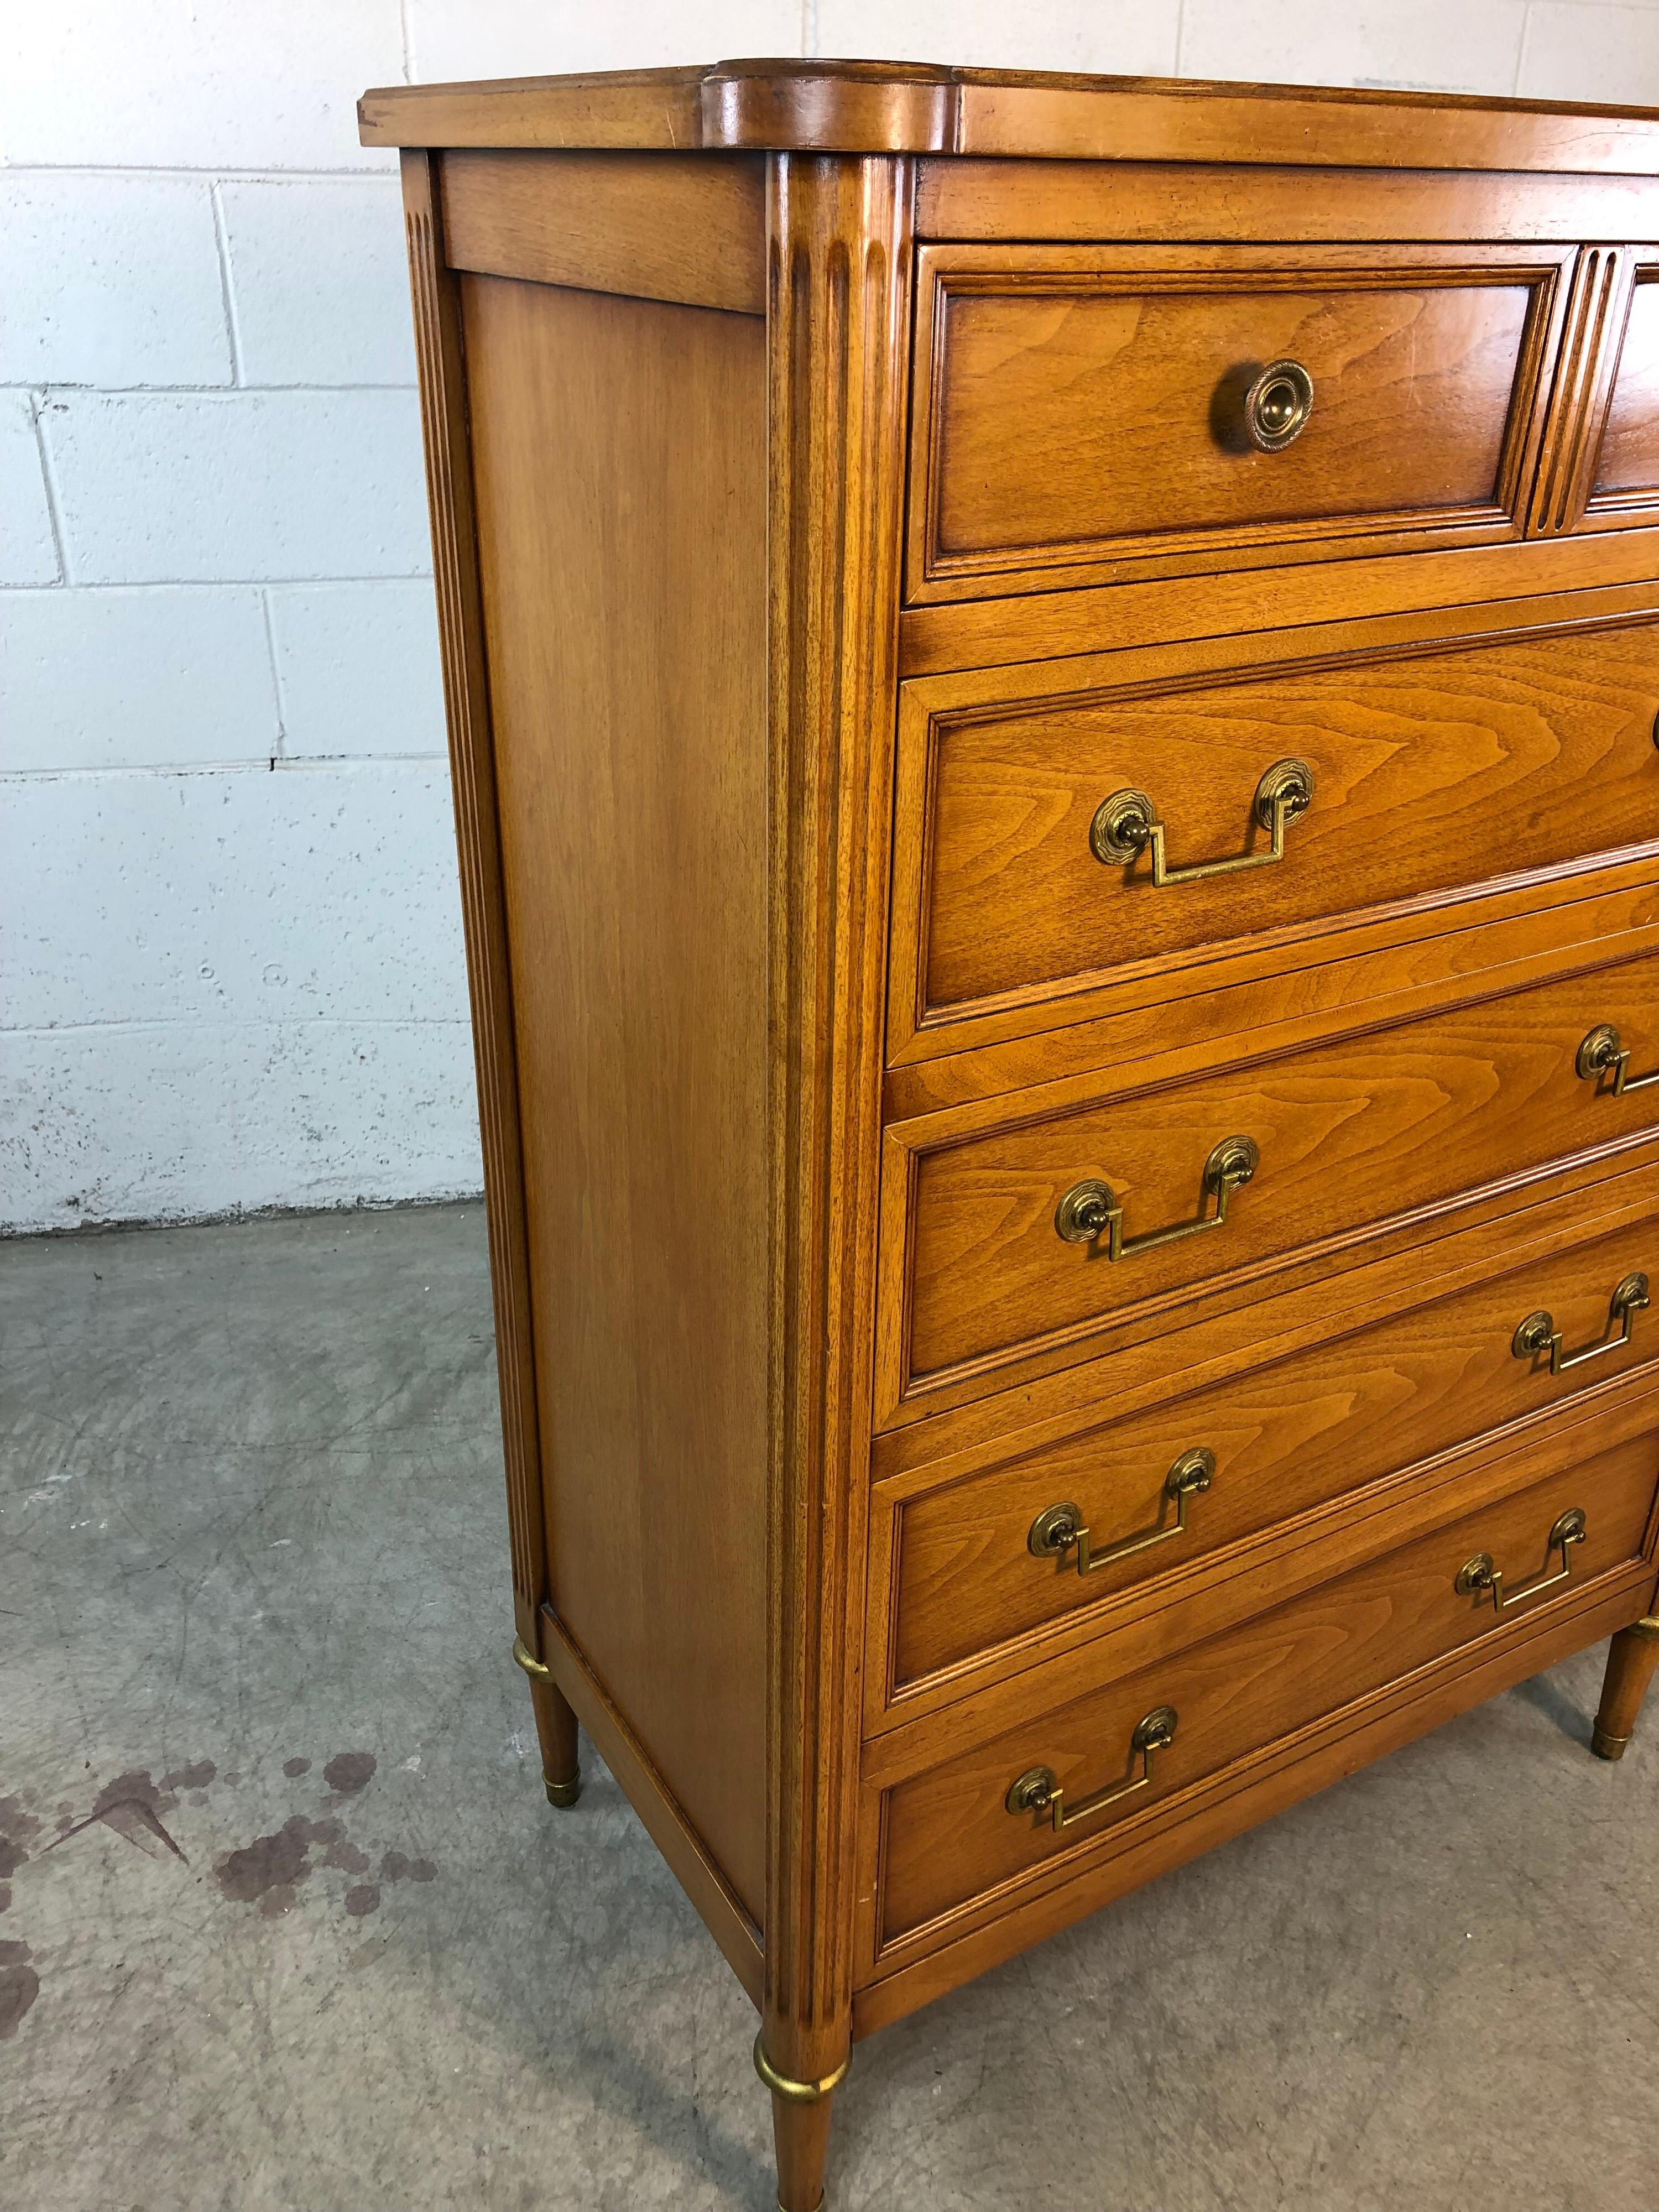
906,242,1573,603
863,1434,1659,1963
872,1218,1659,1714
890,617,1659,1055
877,951,1659,1420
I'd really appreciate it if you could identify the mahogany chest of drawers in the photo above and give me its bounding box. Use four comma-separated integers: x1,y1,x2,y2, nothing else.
361,61,1659,2210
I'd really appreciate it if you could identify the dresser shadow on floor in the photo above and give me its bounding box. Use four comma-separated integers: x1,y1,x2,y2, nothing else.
1510,1668,1595,1748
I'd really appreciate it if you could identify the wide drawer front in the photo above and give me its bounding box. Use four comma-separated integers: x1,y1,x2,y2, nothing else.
892,951,1659,1409
886,1215,1659,1697
906,243,1569,602
899,620,1659,1035
871,1433,1657,1954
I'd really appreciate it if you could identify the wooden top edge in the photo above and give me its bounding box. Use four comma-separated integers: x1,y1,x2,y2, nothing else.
359,58,1659,174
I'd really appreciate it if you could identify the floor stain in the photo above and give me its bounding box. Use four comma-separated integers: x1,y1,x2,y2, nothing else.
380,1850,436,1885
51,1770,188,1865
343,1883,381,1917
282,1757,311,1778
161,1760,216,1792
215,1814,340,1917
0,1938,38,2041
0,1796,44,1882
322,1751,375,1797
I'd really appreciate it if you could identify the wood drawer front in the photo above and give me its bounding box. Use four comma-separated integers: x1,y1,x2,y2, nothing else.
871,1433,1658,1955
890,953,1659,1410
885,1215,1659,1698
898,620,1659,1040
906,244,1571,603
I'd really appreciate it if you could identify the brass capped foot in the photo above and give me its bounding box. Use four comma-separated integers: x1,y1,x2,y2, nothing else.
544,1770,582,1807
1591,1726,1629,1761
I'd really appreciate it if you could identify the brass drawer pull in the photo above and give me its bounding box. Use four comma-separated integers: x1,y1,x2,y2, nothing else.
1511,1272,1648,1376
1457,1507,1587,1614
1577,1023,1659,1097
1005,1706,1178,1834
1029,1447,1214,1575
1090,757,1313,887
1244,358,1314,451
1055,1135,1258,1260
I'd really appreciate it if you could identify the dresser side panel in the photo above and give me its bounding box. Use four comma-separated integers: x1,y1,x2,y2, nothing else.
461,272,770,1924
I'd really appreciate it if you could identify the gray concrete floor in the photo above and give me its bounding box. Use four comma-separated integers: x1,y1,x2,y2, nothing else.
2,1203,1656,2212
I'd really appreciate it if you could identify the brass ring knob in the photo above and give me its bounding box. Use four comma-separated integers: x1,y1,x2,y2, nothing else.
1244,359,1313,452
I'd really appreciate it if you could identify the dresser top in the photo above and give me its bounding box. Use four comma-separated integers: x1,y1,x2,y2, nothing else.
360,57,1659,174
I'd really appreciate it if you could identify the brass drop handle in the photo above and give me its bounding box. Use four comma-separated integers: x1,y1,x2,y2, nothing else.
1244,358,1314,451
1511,1272,1648,1376
1456,1507,1587,1614
1055,1135,1259,1262
1005,1707,1178,1834
1091,758,1313,888
1577,1024,1659,1097
1029,1448,1215,1575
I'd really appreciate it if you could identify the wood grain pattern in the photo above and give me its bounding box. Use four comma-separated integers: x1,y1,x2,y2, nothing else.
889,952,1659,1408
915,160,1659,246
884,1219,1659,1698
440,148,766,314
899,522,1659,669
360,62,1659,178
760,153,912,2207
907,244,1567,602
399,154,549,1659
463,273,771,1922
874,1152,1659,1487
872,1434,1658,1953
1529,246,1633,538
901,621,1659,1030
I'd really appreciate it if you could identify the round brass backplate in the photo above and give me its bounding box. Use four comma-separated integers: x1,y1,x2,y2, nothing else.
1253,757,1315,831
1614,1271,1651,1316
1166,1446,1217,1498
1089,787,1157,867
1511,1308,1556,1360
1028,1502,1084,1559
1203,1134,1259,1193
1244,358,1314,452
1132,1705,1180,1753
1577,1023,1623,1082
1457,1551,1498,1597
1054,1177,1114,1244
1005,1765,1059,1817
1549,1507,1588,1550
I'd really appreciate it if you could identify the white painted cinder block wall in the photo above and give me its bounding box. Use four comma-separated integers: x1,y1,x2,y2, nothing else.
3,2,1658,1232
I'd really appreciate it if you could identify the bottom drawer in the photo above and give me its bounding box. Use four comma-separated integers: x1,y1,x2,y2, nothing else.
868,1430,1657,1958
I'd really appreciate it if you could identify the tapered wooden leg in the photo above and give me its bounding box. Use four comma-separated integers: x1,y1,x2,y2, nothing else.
770,2091,835,2212
755,2036,845,2212
1592,1618,1659,1760
512,1635,581,1805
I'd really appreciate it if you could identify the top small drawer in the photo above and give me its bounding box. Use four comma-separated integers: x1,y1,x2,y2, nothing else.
906,244,1573,603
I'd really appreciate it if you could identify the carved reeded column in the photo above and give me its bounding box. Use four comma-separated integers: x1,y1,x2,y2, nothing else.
760,152,914,2212
1593,1615,1659,1759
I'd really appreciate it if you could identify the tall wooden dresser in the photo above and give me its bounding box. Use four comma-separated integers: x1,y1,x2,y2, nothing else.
362,62,1659,2210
